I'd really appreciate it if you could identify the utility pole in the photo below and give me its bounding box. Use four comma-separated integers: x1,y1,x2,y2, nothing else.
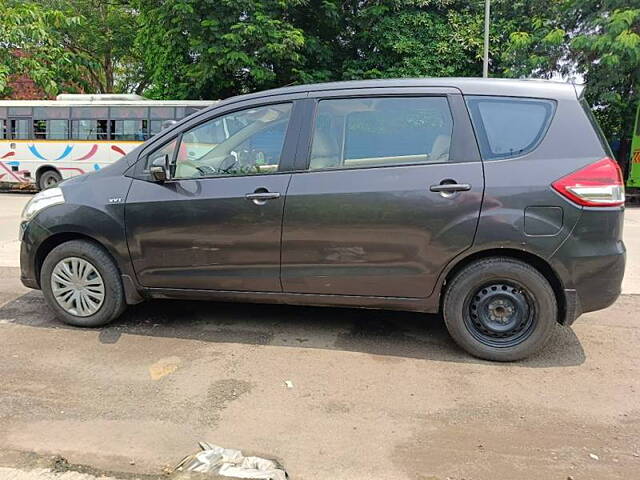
483,0,491,78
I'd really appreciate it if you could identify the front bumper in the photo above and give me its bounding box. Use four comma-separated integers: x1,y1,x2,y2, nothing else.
19,219,49,291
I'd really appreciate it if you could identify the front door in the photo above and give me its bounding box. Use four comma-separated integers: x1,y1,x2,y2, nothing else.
126,102,295,292
281,91,484,298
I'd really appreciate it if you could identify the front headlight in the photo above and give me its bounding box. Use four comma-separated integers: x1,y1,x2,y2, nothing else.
21,187,66,222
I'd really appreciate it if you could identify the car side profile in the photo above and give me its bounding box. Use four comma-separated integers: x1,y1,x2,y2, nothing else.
19,78,626,361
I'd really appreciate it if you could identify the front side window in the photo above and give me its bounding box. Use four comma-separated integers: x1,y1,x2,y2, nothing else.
309,96,453,170
172,103,292,179
466,96,555,160
71,120,108,140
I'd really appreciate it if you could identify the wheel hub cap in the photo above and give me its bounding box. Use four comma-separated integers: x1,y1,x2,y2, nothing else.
466,282,535,346
51,257,105,317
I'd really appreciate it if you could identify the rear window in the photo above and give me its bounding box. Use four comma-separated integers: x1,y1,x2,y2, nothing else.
466,96,555,160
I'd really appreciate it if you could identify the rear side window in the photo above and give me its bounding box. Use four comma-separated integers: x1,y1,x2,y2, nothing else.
309,96,453,170
466,96,555,160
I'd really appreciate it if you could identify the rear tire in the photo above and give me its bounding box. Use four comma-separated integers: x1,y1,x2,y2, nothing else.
38,170,62,190
41,240,126,327
443,257,557,361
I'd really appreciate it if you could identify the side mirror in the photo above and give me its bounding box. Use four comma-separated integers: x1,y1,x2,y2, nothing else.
149,154,169,183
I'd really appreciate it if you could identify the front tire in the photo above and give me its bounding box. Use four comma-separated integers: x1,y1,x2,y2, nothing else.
443,257,557,361
41,240,126,327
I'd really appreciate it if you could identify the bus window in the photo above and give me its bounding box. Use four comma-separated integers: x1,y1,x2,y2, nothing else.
34,107,70,119
175,106,203,119
34,119,69,140
150,120,167,136
150,107,175,120
71,107,108,119
111,119,148,141
0,119,6,139
8,107,32,117
110,107,148,119
72,120,108,140
10,119,30,139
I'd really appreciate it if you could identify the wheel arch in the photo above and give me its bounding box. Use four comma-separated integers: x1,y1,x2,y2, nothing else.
34,232,120,288
439,248,566,325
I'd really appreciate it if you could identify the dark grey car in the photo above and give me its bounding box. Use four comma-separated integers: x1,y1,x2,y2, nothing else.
19,78,626,361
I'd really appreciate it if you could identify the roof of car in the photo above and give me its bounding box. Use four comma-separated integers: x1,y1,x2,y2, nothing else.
217,77,580,107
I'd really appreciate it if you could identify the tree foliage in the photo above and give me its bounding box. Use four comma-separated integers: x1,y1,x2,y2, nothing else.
135,0,307,99
0,0,143,96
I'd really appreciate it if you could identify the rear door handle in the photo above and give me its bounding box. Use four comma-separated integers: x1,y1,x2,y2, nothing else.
429,183,472,193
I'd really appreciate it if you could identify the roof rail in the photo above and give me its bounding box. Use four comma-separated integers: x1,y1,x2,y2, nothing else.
55,93,147,102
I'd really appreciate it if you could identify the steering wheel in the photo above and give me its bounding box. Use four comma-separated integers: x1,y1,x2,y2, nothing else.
217,155,238,174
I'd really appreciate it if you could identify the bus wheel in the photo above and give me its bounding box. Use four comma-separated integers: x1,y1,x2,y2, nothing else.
38,170,62,190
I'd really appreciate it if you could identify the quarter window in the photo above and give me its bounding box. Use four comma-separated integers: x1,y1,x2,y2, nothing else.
171,103,292,179
308,97,453,170
146,139,178,172
466,96,555,160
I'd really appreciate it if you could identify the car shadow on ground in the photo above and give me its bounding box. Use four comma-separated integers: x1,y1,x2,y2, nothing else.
0,290,586,368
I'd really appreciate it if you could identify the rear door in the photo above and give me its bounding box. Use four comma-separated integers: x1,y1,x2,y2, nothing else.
281,88,484,298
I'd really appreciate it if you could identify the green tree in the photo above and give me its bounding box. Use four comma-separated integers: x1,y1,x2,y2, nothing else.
0,0,143,96
134,0,511,98
135,0,306,99
341,1,487,79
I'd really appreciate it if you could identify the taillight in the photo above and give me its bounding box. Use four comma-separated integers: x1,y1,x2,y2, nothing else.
552,157,625,207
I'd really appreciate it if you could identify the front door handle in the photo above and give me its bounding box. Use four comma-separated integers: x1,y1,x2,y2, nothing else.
429,183,472,193
245,190,281,205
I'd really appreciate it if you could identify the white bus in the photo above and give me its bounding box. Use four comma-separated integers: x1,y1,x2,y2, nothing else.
0,94,214,190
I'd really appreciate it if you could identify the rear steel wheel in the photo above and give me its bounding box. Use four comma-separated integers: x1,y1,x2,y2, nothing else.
443,257,557,361
465,282,535,348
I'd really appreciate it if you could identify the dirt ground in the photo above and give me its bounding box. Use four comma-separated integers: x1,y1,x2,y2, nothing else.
0,193,638,480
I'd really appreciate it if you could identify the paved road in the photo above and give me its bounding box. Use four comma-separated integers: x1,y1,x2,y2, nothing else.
0,193,638,480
